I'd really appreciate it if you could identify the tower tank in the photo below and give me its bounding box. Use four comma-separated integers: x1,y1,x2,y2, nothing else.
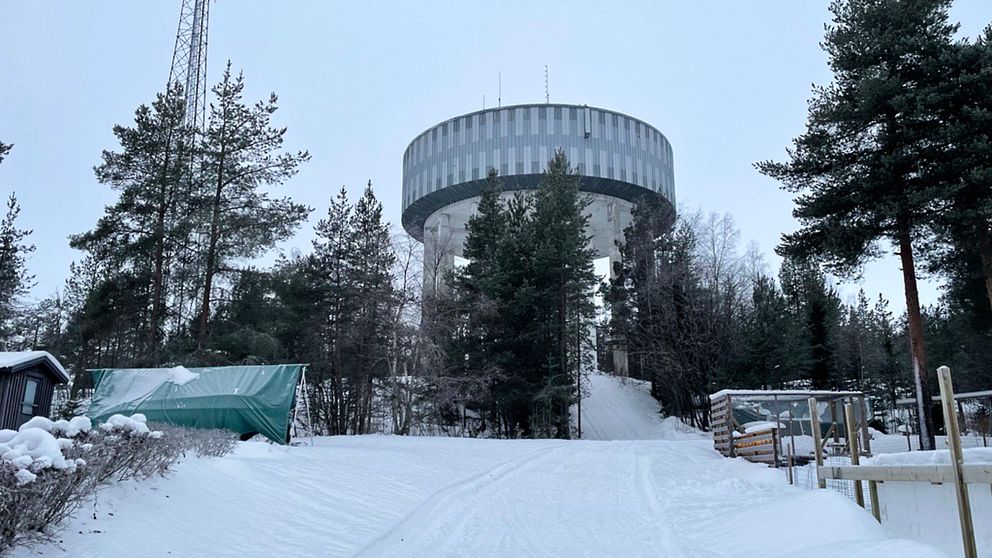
401,103,675,291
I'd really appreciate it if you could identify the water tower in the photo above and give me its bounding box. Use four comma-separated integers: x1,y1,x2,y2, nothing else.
402,103,675,296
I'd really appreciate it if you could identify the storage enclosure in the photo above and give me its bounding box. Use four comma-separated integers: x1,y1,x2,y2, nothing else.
0,351,70,430
86,364,305,444
710,389,871,466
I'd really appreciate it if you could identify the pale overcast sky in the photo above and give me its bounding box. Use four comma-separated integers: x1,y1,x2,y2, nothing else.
3,1,992,310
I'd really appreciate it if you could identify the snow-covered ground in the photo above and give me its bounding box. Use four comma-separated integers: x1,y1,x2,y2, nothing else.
574,372,707,441
12,374,947,558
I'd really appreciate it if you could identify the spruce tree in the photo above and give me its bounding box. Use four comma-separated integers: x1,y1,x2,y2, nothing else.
757,0,960,449
530,150,597,437
779,257,842,389
195,63,311,348
310,186,358,434
347,182,396,433
738,275,806,389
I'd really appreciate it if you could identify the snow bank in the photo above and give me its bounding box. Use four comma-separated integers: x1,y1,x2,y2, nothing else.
876,474,992,557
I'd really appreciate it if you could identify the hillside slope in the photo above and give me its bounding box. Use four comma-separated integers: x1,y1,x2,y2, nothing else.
575,372,706,441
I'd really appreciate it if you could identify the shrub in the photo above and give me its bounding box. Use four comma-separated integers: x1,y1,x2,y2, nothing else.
0,415,236,554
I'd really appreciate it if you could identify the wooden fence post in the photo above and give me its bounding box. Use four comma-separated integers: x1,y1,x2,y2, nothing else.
808,397,825,489
868,480,880,522
938,366,978,558
844,403,865,509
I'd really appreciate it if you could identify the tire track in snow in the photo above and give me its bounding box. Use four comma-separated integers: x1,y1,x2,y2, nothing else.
354,443,569,557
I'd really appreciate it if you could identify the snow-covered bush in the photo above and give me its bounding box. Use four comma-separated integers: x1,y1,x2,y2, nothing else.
155,424,238,458
0,414,235,554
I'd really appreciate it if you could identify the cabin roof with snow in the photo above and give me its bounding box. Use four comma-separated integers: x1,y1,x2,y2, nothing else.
0,351,70,383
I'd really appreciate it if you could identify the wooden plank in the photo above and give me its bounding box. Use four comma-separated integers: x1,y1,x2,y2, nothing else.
845,403,865,508
938,366,978,558
809,397,826,489
819,464,992,484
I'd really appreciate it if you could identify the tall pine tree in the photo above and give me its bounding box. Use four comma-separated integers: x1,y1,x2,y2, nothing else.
70,84,193,360
757,0,960,449
195,63,311,348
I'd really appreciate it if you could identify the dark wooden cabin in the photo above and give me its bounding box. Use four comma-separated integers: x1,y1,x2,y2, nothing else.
0,351,69,430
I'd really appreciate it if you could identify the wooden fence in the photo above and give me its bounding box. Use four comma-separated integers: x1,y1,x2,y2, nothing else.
812,367,985,558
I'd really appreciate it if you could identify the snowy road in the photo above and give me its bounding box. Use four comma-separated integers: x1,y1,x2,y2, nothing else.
14,436,944,558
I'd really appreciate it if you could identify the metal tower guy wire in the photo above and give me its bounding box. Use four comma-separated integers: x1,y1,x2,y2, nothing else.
168,0,210,132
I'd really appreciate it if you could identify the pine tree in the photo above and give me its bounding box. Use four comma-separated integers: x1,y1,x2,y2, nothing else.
70,84,193,359
0,192,35,347
195,63,311,348
929,28,992,315
757,0,960,449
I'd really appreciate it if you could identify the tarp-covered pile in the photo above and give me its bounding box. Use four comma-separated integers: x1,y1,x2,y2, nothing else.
87,364,304,444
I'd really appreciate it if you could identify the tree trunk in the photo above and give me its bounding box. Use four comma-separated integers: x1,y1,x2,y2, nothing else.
977,226,992,317
148,182,169,360
897,223,936,451
197,182,222,349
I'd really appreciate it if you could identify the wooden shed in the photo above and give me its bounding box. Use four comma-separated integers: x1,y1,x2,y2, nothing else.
710,389,871,466
0,351,70,430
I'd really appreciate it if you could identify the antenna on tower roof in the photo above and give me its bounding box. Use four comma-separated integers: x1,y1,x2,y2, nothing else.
498,71,502,107
545,65,550,103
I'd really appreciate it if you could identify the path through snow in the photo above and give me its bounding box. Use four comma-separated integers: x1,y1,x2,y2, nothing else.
575,372,707,441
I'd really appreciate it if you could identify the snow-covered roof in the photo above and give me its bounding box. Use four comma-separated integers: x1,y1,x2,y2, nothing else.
0,351,70,383
709,389,863,401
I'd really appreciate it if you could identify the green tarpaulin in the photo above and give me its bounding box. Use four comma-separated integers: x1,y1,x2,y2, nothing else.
87,364,305,444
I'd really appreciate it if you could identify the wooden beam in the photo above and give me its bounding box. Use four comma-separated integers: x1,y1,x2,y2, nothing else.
938,366,978,558
845,403,865,508
818,464,992,484
809,397,826,489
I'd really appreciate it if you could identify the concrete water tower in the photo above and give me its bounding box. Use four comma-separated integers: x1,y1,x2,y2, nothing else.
401,103,676,293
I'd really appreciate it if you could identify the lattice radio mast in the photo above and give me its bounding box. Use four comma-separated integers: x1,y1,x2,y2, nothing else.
168,0,210,132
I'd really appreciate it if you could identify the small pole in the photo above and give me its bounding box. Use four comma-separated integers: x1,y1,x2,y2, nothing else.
844,403,865,509
787,443,794,485
938,366,978,558
868,480,881,522
859,396,872,455
808,397,826,489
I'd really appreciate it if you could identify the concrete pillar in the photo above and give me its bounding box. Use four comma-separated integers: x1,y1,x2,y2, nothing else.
423,212,455,297
606,200,630,377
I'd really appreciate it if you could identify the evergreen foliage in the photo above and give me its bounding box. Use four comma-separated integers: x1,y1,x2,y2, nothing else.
194,63,311,348
444,151,597,437
756,0,962,450
0,190,36,346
